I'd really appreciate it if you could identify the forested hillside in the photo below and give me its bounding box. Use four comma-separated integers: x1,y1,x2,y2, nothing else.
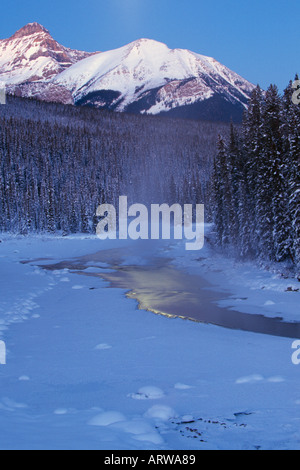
212,80,300,273
0,96,227,234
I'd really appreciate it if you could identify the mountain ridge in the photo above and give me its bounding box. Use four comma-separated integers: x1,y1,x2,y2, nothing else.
0,22,96,104
0,24,255,122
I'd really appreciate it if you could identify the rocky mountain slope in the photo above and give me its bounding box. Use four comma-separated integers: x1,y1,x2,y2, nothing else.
0,24,255,121
54,38,255,121
0,23,95,104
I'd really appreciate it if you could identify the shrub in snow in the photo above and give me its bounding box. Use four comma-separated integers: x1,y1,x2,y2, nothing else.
88,411,126,427
144,405,177,421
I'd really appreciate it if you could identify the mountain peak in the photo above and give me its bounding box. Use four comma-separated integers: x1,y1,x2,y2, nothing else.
134,38,164,44
10,23,50,40
0,23,95,89
130,38,168,49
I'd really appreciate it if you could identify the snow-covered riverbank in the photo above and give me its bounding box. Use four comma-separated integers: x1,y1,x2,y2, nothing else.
170,236,300,323
0,235,299,449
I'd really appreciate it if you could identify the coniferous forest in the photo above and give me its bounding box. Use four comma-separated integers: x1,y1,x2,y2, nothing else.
0,96,227,234
212,80,300,273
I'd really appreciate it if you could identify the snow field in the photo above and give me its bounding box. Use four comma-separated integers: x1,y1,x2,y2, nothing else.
0,235,299,449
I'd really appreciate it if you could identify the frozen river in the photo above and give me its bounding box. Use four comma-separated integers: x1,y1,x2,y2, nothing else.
39,244,300,339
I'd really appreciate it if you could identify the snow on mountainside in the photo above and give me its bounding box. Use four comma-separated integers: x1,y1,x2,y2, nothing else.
0,24,255,121
53,38,255,121
0,23,95,104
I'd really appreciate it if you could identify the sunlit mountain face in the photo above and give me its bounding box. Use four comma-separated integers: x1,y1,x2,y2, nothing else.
0,24,255,122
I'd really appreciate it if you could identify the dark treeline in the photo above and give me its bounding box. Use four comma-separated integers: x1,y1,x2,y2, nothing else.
212,79,300,273
0,95,228,234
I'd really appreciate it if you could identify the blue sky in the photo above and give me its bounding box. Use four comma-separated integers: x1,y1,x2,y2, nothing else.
1,0,299,91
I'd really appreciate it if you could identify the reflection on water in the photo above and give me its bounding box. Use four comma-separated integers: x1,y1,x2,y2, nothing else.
38,246,300,339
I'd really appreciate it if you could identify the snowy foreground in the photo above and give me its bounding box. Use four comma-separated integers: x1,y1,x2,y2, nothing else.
0,234,299,450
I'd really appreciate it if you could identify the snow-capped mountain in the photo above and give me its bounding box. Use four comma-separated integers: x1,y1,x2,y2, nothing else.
0,23,95,104
0,24,255,121
53,38,255,122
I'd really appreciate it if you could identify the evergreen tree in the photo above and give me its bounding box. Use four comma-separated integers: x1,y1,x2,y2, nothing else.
211,79,300,274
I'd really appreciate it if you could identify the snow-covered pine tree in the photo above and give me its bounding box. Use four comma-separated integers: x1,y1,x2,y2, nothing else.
212,136,229,247
226,123,242,247
282,76,300,273
211,79,300,273
242,85,264,255
256,85,283,261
